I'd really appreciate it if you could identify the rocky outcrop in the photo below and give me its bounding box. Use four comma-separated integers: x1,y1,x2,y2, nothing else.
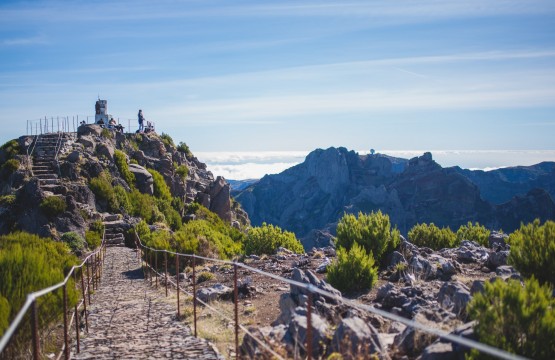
235,147,555,247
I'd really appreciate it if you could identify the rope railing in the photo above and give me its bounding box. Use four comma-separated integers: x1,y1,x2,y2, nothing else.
133,232,528,360
0,231,107,360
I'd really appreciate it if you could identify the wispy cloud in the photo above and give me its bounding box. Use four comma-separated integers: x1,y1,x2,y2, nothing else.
1,35,48,46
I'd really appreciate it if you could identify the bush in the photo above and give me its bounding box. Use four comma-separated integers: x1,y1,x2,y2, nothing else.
101,128,112,138
2,159,20,173
196,271,215,284
176,219,242,259
327,243,378,294
0,140,20,159
114,150,135,188
129,189,157,223
456,222,490,247
508,219,555,286
114,185,132,214
176,164,188,181
85,231,102,249
244,222,304,256
61,232,86,255
0,295,9,336
0,195,16,207
335,211,400,264
39,196,67,217
160,133,175,148
0,232,78,338
148,168,172,202
89,173,119,212
177,142,192,157
467,278,555,360
408,223,457,250
156,198,182,230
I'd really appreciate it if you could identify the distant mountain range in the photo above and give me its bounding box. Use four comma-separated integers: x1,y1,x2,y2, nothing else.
234,147,555,249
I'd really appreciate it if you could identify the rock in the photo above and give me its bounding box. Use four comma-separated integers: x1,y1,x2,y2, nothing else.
409,255,437,280
487,250,509,269
455,241,489,263
470,280,485,295
96,143,114,162
129,163,154,195
394,326,438,357
240,325,286,358
438,282,471,317
77,124,102,137
290,268,341,304
315,257,331,273
488,231,508,248
274,293,297,325
331,317,385,358
450,321,477,354
389,251,407,268
420,342,457,360
376,283,395,301
66,151,81,163
495,265,522,280
77,135,95,149
208,176,232,222
195,284,232,303
284,310,330,359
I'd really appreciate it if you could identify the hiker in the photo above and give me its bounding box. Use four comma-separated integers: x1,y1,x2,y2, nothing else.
138,109,145,133
108,118,116,129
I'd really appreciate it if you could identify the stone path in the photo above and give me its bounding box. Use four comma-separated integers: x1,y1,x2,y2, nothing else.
72,247,222,359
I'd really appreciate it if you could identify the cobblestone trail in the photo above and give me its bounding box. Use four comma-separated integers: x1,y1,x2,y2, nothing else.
72,247,222,359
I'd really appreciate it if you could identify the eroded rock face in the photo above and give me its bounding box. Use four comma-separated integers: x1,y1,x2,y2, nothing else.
129,163,154,195
234,147,555,248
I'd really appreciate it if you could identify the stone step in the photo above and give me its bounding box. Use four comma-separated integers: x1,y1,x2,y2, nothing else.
105,233,124,240
32,165,50,170
104,221,126,229
36,173,58,179
102,214,121,222
39,178,60,185
40,184,66,194
33,169,53,175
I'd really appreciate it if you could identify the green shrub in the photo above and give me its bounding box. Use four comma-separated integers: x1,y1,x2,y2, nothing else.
0,232,78,338
327,243,378,294
61,232,86,255
89,173,119,212
467,277,555,360
0,195,16,207
408,223,457,250
114,185,132,214
176,219,242,259
176,164,189,181
177,142,192,157
85,231,102,249
456,222,490,247
39,196,67,217
2,159,20,173
156,198,182,230
508,219,555,286
160,133,175,148
0,295,9,336
1,139,21,159
196,271,215,284
244,222,304,256
101,128,112,138
114,150,136,188
148,168,172,202
335,211,400,264
129,189,158,223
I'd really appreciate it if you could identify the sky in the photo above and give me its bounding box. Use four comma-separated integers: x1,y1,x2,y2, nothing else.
1,0,555,179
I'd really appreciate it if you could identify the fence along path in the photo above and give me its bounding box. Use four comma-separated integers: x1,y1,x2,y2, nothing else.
72,246,222,360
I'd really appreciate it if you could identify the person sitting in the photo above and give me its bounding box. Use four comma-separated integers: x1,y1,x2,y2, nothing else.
115,123,124,132
108,118,116,129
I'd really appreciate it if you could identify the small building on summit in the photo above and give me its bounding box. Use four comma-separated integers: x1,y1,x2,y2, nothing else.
94,99,112,125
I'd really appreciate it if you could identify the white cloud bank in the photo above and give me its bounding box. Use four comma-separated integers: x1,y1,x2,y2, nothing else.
197,150,555,180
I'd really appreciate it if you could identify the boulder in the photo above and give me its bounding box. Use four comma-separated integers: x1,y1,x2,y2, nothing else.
394,326,438,357
420,342,457,360
66,150,81,163
77,124,102,137
240,325,286,358
389,251,407,268
290,268,341,304
495,265,522,280
284,310,330,359
209,176,232,222
129,163,154,195
77,135,95,149
487,250,509,269
488,231,508,248
96,143,114,162
330,317,385,358
195,284,232,303
438,282,471,317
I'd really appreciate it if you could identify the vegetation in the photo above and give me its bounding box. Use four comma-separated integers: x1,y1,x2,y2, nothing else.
2,159,20,173
60,232,86,255
243,222,304,255
0,139,21,160
177,142,192,158
467,278,555,360
0,232,78,337
408,223,457,250
176,164,189,181
335,211,400,264
196,271,215,284
508,219,555,286
85,221,104,249
89,172,119,213
160,132,175,148
0,195,16,207
39,196,67,217
114,185,132,214
114,150,136,188
327,242,378,294
100,128,112,138
456,221,490,247
148,168,172,202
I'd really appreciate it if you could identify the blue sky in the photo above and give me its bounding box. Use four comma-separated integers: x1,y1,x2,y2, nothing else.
1,0,555,175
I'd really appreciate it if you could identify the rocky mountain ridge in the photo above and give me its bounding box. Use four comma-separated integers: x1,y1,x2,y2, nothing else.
235,147,555,248
0,125,249,239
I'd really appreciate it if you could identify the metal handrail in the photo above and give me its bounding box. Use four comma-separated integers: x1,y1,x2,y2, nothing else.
134,232,528,360
0,231,107,360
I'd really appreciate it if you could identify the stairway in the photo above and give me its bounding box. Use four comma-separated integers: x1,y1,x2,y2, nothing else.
31,133,62,192
103,213,126,247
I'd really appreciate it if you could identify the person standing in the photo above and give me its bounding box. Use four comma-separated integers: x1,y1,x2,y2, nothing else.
138,109,145,133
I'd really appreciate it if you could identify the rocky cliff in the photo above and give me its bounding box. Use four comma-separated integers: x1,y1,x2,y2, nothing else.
235,147,555,248
0,125,249,239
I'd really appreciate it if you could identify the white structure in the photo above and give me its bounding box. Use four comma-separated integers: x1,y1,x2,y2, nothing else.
94,99,112,125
